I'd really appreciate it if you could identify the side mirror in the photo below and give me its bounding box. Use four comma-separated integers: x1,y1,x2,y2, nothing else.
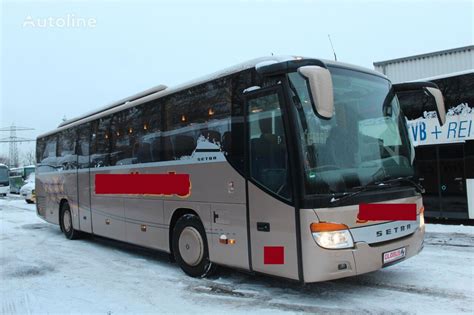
297,66,334,119
393,81,446,126
423,86,446,126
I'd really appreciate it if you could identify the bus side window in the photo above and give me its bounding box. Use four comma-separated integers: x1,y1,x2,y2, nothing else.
77,124,90,169
39,135,58,172
164,78,231,161
58,128,77,170
92,117,112,168
136,100,162,164
247,92,291,200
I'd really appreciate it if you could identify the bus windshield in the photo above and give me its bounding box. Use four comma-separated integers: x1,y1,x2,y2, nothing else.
0,167,9,182
289,67,414,196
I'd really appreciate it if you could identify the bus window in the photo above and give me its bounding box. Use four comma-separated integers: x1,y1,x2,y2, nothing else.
37,135,58,173
58,128,77,170
92,117,112,168
247,90,291,200
77,123,90,169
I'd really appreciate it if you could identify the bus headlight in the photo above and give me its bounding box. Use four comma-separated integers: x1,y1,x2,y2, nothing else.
310,223,354,249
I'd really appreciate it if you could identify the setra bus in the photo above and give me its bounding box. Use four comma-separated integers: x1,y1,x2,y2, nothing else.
36,56,446,282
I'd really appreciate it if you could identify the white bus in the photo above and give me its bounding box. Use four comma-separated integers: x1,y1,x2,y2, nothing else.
399,70,474,220
0,164,10,196
36,56,445,282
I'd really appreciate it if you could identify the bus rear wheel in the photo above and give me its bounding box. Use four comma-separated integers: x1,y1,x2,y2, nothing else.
60,202,81,240
172,214,216,277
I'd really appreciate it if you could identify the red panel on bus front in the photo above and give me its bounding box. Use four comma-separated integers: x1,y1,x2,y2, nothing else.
95,173,191,197
358,203,417,221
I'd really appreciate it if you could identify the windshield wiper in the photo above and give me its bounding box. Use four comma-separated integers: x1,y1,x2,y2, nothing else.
330,181,386,205
374,176,425,193
330,176,424,206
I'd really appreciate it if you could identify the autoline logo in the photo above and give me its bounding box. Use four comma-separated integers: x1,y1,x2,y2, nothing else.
23,14,97,29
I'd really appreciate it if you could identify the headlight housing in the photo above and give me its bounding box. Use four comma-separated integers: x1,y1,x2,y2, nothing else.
311,222,354,249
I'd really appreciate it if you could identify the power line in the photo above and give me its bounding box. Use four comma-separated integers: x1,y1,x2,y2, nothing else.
0,124,35,168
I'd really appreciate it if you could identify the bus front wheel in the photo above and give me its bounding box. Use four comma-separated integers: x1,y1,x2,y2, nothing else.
172,214,216,277
60,202,81,240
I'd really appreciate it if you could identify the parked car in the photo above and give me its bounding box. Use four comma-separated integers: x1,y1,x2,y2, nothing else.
20,174,35,204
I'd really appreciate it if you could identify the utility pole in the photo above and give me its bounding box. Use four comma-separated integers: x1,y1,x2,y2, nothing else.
0,124,35,168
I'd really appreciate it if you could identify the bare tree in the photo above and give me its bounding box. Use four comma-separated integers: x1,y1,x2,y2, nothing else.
0,155,9,165
22,150,36,166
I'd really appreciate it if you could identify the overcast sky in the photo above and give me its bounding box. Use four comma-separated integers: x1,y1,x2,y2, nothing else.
0,0,473,162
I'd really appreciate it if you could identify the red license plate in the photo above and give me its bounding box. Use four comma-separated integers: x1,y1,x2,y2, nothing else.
383,247,406,264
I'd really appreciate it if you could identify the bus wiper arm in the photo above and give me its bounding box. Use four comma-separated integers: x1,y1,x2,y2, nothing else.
330,181,386,205
376,176,425,193
329,175,423,206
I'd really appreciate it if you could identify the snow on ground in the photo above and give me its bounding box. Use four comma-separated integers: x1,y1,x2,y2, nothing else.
1,196,473,314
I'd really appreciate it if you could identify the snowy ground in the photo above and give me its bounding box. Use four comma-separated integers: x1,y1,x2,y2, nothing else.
1,196,473,315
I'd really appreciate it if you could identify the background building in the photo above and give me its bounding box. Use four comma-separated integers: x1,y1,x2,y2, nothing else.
374,46,474,220
374,45,473,83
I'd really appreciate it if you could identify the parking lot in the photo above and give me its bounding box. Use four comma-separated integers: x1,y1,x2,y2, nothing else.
1,196,473,314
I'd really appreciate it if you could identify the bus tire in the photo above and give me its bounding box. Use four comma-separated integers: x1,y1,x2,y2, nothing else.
172,214,216,278
60,202,81,240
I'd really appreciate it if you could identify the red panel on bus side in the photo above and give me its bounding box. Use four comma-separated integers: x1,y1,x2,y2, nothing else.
95,173,191,197
264,246,285,265
358,203,417,221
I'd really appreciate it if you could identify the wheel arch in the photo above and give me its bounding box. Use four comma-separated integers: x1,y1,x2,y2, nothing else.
168,208,200,256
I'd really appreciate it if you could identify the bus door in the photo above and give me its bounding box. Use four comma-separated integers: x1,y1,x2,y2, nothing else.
244,86,299,280
415,145,441,217
76,123,93,233
439,143,468,218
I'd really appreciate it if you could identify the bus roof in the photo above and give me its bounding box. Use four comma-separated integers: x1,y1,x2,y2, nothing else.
39,56,386,139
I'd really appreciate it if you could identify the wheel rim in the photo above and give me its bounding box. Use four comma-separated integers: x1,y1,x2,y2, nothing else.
63,209,72,233
178,226,204,266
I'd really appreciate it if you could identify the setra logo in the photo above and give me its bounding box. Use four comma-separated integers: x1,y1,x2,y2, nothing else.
376,224,412,237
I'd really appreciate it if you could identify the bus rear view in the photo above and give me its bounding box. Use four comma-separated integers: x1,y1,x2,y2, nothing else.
35,56,446,282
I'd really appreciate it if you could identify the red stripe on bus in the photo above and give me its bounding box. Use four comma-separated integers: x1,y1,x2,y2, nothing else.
95,173,191,197
264,246,284,264
358,203,417,221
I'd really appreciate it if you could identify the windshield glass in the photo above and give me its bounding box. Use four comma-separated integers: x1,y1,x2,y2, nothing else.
0,167,9,181
289,67,414,195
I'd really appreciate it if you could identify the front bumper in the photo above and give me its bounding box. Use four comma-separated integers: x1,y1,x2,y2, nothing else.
21,190,34,201
0,186,10,194
301,219,425,283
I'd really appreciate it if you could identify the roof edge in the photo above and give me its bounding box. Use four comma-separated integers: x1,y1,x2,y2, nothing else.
373,45,474,67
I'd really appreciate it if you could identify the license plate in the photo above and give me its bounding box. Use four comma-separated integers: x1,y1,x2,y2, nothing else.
383,247,406,264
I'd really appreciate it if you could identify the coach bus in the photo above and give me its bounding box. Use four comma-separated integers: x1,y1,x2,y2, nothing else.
398,70,473,220
36,56,446,282
9,165,35,194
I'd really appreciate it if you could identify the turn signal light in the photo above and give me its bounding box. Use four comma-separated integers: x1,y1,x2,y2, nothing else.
310,222,349,232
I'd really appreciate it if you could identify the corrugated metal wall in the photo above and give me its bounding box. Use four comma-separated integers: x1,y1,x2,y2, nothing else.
374,46,474,83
